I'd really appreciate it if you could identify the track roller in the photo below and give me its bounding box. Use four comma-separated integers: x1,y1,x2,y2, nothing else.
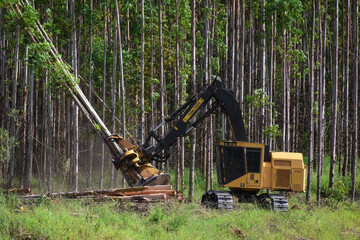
201,191,233,210
258,193,288,212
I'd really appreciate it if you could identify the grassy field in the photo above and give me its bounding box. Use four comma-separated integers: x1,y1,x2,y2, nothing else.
1,156,360,239
0,192,359,239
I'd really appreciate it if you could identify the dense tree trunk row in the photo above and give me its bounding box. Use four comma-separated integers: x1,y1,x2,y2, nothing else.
0,0,359,202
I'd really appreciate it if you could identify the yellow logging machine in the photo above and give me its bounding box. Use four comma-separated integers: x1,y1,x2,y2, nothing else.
109,77,306,211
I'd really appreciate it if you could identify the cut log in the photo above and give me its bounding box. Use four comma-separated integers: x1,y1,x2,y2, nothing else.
18,185,183,204
5,188,33,195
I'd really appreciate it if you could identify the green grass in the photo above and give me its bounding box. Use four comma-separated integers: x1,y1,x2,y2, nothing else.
0,192,359,239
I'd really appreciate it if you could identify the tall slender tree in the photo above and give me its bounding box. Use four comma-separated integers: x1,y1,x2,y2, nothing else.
71,0,79,192
351,0,358,202
140,0,145,144
306,0,316,202
115,0,126,187
329,0,339,188
86,0,93,190
189,0,196,201
100,0,107,190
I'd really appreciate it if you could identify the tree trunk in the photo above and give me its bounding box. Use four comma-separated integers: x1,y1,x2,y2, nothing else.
71,0,79,192
282,28,287,152
158,0,165,171
329,0,338,188
111,28,118,189
0,8,4,99
306,0,316,202
351,0,358,202
343,0,350,177
46,72,53,193
260,0,266,144
248,1,253,139
188,0,196,201
115,0,126,187
8,23,20,188
174,0,180,191
86,0,93,190
140,0,145,144
25,46,33,189
317,0,326,204
100,1,107,190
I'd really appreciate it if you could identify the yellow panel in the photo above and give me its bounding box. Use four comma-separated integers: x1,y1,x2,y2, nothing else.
271,152,304,168
274,160,291,167
247,173,261,186
291,168,306,192
224,174,248,188
224,174,262,190
272,168,291,190
262,162,272,189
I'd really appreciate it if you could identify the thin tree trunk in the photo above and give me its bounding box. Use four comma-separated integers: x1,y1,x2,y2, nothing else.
111,28,118,189
248,1,253,139
282,28,287,152
86,0,93,190
175,0,180,191
0,8,4,99
343,0,350,177
46,72,53,193
239,0,245,108
25,46,33,188
306,0,316,202
9,23,20,188
140,0,145,144
100,1,107,190
158,0,165,171
260,0,266,144
317,0,325,204
71,0,79,192
188,0,196,201
351,0,358,202
329,0,338,188
115,0,126,188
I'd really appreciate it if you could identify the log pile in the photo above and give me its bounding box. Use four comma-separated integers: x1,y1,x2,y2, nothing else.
18,185,183,203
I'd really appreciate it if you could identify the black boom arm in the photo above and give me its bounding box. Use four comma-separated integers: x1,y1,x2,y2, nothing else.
141,76,247,162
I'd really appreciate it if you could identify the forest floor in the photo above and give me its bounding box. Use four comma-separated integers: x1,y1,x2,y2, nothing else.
0,190,360,239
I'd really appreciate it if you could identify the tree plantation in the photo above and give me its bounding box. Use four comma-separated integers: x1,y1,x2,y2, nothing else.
0,0,359,207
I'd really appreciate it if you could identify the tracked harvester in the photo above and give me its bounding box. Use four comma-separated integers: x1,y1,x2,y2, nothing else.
204,141,306,211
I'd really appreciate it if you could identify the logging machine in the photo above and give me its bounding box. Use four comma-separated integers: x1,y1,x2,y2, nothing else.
110,77,306,211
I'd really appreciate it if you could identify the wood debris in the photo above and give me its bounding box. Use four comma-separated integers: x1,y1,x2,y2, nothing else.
19,185,183,203
4,188,33,195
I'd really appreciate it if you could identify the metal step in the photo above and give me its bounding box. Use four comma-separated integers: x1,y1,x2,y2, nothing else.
201,191,234,210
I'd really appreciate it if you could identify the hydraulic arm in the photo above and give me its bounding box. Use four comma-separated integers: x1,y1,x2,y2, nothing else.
137,77,247,163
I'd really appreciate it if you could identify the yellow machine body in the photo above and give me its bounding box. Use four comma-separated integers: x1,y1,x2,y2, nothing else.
217,141,306,192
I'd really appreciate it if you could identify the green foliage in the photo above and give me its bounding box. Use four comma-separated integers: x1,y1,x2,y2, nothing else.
21,4,39,34
263,124,282,140
245,89,271,108
321,178,353,206
326,181,349,203
94,123,101,132
245,89,282,139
